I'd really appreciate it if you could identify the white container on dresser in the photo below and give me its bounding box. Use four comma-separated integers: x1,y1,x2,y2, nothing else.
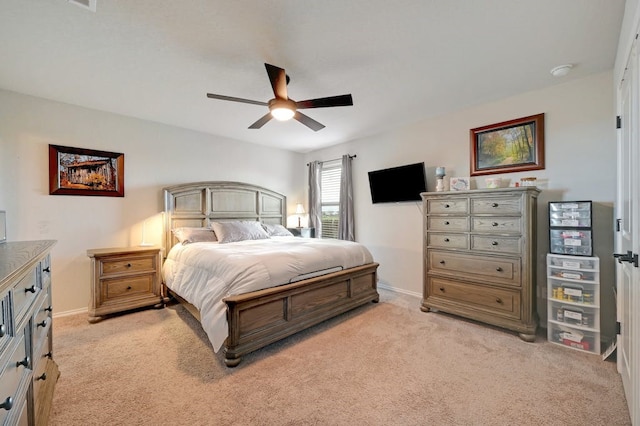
0,240,58,425
421,187,540,341
546,254,601,354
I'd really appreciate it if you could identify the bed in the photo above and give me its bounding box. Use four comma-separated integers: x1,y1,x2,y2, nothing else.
162,181,379,367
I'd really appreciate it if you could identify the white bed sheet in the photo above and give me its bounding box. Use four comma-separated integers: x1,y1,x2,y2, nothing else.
162,236,374,352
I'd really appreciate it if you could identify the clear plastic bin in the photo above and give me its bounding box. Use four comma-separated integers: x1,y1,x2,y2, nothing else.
548,322,599,354
548,278,599,306
550,244,592,256
549,201,592,228
549,301,599,328
547,255,599,270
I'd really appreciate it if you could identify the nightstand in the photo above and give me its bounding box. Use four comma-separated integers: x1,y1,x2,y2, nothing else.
287,227,315,238
86,246,165,323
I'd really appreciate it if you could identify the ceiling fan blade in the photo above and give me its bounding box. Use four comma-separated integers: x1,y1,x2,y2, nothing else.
294,111,325,132
295,94,353,109
264,63,288,100
248,112,273,129
207,93,268,106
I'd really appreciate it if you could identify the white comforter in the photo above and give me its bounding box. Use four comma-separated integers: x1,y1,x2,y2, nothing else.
162,236,374,352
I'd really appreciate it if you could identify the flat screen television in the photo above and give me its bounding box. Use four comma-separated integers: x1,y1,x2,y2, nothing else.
368,162,427,204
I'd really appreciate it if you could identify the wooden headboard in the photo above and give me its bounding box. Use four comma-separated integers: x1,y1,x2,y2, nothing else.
163,181,287,250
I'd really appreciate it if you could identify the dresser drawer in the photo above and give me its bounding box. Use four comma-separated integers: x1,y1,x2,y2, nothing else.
427,198,468,214
472,217,521,233
428,277,521,319
427,250,521,286
471,235,521,254
100,255,156,277
0,335,29,416
471,196,522,214
32,293,52,350
0,292,10,354
427,217,469,232
427,233,468,249
12,269,39,320
102,275,155,303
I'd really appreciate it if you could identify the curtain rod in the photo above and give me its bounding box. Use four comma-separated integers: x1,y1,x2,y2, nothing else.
306,154,356,166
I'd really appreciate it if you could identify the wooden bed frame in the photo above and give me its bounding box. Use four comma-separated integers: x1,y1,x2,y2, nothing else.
163,181,379,367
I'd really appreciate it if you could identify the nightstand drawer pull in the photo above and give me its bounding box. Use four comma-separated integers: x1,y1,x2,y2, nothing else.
0,324,5,337
25,285,36,293
0,397,13,411
36,373,47,381
16,356,29,368
37,319,48,328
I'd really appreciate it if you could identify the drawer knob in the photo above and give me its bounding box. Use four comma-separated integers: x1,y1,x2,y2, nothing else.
444,238,450,242
0,397,13,411
45,305,53,312
496,298,503,304
492,222,499,227
439,287,445,292
444,221,450,225
0,324,5,337
16,356,30,368
126,263,132,268
36,372,47,381
444,204,450,208
45,351,53,359
492,203,499,207
37,319,48,328
25,285,36,294
43,267,51,273
439,260,445,265
496,267,503,272
127,286,132,290
491,241,498,246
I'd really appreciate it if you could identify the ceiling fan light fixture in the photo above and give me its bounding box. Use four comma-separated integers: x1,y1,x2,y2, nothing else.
269,98,296,121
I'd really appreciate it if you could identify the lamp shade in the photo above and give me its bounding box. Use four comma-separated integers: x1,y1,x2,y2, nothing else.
295,203,305,214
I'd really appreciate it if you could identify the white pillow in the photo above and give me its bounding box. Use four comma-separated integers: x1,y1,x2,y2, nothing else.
172,227,218,245
262,223,294,237
210,221,270,243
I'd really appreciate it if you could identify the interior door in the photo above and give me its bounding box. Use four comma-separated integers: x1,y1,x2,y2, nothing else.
617,38,639,424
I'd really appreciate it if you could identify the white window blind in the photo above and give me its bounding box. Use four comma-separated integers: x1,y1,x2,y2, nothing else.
320,160,341,239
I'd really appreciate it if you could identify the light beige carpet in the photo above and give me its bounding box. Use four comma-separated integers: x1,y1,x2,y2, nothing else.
49,290,630,425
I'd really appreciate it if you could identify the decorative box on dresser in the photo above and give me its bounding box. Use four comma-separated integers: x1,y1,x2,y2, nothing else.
0,240,58,426
421,187,540,341
86,246,164,323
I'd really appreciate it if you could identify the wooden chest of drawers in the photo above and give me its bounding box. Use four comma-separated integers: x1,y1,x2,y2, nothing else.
421,187,540,341
87,246,164,323
0,240,58,425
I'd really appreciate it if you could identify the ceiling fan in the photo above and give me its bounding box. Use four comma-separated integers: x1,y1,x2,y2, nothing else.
206,63,353,132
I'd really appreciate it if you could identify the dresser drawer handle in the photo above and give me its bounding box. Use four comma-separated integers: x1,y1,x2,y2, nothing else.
25,285,36,293
43,267,51,273
444,204,450,208
36,373,47,381
0,324,5,337
439,260,445,265
491,241,498,246
496,298,503,304
491,203,499,207
37,319,48,328
444,221,450,225
0,397,13,411
45,351,53,359
492,222,499,227
439,287,445,292
45,305,53,312
496,267,503,272
444,238,450,242
127,286,132,290
16,356,30,368
126,263,132,268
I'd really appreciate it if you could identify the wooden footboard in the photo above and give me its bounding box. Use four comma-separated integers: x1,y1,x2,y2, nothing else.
168,262,379,367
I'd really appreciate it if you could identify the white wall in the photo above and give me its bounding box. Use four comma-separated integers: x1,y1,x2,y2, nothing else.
306,71,617,338
0,89,305,314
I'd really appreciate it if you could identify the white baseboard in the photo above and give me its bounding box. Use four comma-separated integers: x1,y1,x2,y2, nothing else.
377,281,422,299
53,307,88,319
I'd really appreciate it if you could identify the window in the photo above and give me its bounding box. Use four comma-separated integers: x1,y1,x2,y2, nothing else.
320,160,341,239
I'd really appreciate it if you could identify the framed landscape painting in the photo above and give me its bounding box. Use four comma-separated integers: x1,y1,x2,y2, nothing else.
49,144,125,197
470,113,545,176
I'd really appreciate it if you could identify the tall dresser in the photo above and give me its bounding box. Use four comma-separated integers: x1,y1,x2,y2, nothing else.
421,187,540,341
0,240,58,425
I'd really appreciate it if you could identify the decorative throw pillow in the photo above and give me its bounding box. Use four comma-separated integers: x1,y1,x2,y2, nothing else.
172,227,218,245
210,221,270,243
262,223,294,237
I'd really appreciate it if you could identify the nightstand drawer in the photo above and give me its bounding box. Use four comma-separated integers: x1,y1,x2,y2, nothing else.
102,275,154,302
100,256,156,276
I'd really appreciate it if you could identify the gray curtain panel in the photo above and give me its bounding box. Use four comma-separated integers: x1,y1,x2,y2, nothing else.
308,160,322,236
338,155,355,241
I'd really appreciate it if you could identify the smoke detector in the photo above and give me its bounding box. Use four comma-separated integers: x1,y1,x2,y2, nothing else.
68,0,97,12
550,64,573,77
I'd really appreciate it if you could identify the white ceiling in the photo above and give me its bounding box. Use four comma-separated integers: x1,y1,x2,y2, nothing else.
0,0,625,153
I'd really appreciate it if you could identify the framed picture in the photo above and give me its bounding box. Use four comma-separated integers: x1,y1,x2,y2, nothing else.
49,145,125,197
470,113,545,176
450,177,470,191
